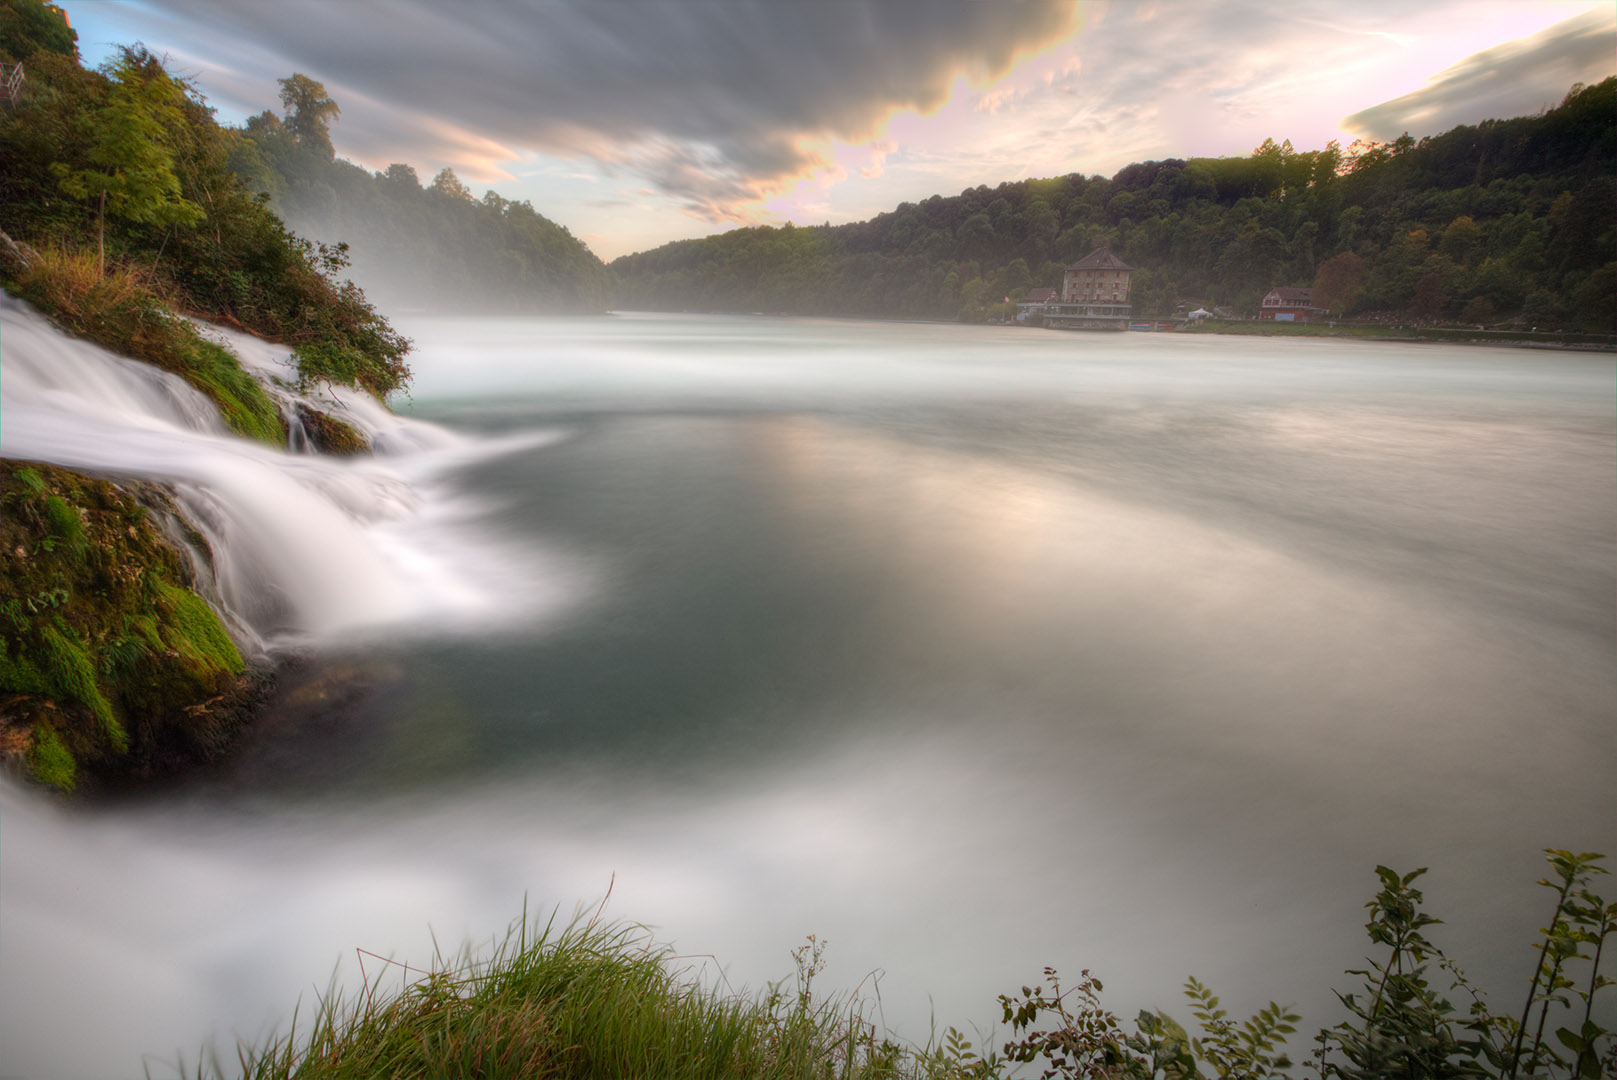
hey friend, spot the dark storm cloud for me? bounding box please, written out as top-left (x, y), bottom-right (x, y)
top-left (131, 0), bottom-right (1077, 216)
top-left (1343, 7), bottom-right (1616, 140)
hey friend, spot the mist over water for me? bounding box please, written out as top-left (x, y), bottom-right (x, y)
top-left (2, 310), bottom-right (1614, 1078)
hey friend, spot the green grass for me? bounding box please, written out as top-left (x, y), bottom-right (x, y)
top-left (228, 914), bottom-right (923, 1080)
top-left (213, 850), bottom-right (1615, 1080)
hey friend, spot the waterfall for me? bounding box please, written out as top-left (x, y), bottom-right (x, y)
top-left (0, 294), bottom-right (547, 652)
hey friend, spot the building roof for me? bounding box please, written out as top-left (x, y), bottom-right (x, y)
top-left (1265, 286), bottom-right (1313, 301)
top-left (1023, 287), bottom-right (1058, 303)
top-left (1066, 247), bottom-right (1133, 272)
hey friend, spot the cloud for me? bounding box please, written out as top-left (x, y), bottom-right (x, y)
top-left (859, 141), bottom-right (897, 180)
top-left (117, 0), bottom-right (1077, 220)
top-left (1342, 7), bottom-right (1617, 140)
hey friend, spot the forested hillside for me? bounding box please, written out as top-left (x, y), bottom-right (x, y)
top-left (235, 76), bottom-right (614, 314)
top-left (612, 78), bottom-right (1616, 330)
top-left (0, 9), bottom-right (410, 397)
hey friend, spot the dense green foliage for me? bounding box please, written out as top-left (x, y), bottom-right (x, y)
top-left (236, 78), bottom-right (614, 314)
top-left (0, 0), bottom-right (70, 59)
top-left (49, 47), bottom-right (204, 275)
top-left (216, 852), bottom-right (1613, 1079)
top-left (0, 2), bottom-right (412, 397)
top-left (0, 463), bottom-right (258, 792)
top-left (613, 80), bottom-right (1617, 330)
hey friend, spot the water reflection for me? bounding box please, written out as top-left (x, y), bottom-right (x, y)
top-left (2, 315), bottom-right (1613, 1079)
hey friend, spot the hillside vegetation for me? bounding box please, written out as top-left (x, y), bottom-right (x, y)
top-left (235, 78), bottom-right (615, 315)
top-left (612, 79), bottom-right (1616, 330)
top-left (0, 0), bottom-right (390, 787)
top-left (0, 3), bottom-right (410, 398)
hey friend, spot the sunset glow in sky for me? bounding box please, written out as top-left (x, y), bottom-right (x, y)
top-left (60, 1), bottom-right (1617, 260)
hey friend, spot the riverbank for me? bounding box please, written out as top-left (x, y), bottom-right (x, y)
top-left (213, 850), bottom-right (1613, 1080)
top-left (1173, 318), bottom-right (1617, 350)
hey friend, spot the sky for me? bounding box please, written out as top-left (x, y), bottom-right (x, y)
top-left (58, 0), bottom-right (1617, 261)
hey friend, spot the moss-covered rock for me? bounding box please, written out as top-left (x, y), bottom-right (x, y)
top-left (297, 403), bottom-right (370, 455)
top-left (0, 460), bottom-right (265, 791)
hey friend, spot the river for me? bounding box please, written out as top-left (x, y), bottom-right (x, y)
top-left (2, 308), bottom-right (1613, 1078)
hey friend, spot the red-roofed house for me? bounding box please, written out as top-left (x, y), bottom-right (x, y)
top-left (1259, 287), bottom-right (1326, 322)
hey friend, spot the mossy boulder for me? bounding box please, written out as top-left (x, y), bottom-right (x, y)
top-left (297, 403), bottom-right (370, 455)
top-left (0, 461), bottom-right (266, 791)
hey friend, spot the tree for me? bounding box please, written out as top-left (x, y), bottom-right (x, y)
top-left (1439, 215), bottom-right (1480, 262)
top-left (1311, 252), bottom-right (1365, 315)
top-left (957, 212), bottom-right (993, 257)
top-left (430, 167), bottom-right (472, 200)
top-left (277, 72), bottom-right (339, 159)
top-left (382, 162), bottom-right (421, 191)
top-left (52, 50), bottom-right (204, 276)
top-left (1521, 288), bottom-right (1564, 328)
top-left (1408, 271), bottom-right (1446, 321)
top-left (0, 0), bottom-right (76, 60)
top-left (1569, 264), bottom-right (1617, 332)
top-left (1459, 296), bottom-right (1495, 325)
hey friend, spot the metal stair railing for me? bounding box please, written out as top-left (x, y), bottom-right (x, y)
top-left (1, 63), bottom-right (25, 104)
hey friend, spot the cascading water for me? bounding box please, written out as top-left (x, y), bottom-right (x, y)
top-left (0, 294), bottom-right (557, 651)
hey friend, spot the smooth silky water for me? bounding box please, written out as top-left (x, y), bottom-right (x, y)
top-left (2, 309), bottom-right (1613, 1078)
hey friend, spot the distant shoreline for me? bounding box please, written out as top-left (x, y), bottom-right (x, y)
top-left (605, 308), bottom-right (1617, 352)
top-left (1170, 319), bottom-right (1617, 352)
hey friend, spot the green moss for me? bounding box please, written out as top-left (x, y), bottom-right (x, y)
top-left (0, 636), bottom-right (49, 694)
top-left (27, 725), bottom-right (76, 792)
top-left (127, 613), bottom-right (163, 651)
top-left (97, 634), bottom-right (150, 678)
top-left (153, 579), bottom-right (244, 675)
top-left (43, 494), bottom-right (87, 556)
top-left (186, 337), bottom-right (286, 447)
top-left (40, 623), bottom-right (125, 752)
top-left (297, 403), bottom-right (370, 455)
top-left (0, 460), bottom-right (259, 789)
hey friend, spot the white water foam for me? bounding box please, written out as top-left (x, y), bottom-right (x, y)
top-left (0, 295), bottom-right (570, 650)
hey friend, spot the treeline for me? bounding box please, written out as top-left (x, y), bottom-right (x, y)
top-left (612, 78), bottom-right (1617, 331)
top-left (235, 77), bottom-right (614, 314)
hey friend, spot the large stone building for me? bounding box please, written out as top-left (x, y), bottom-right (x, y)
top-left (1044, 247), bottom-right (1133, 330)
